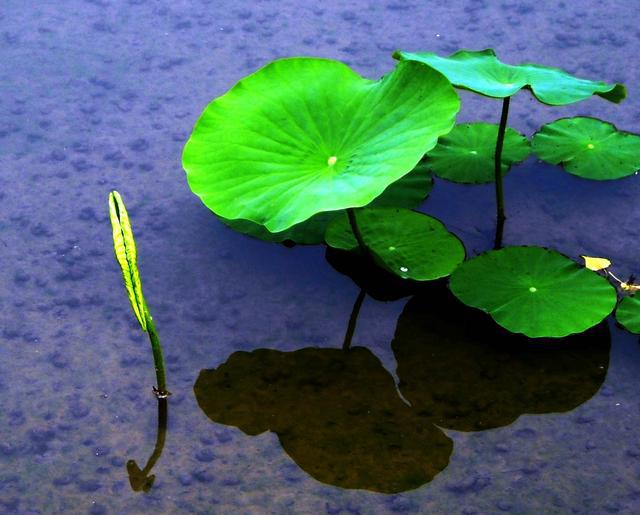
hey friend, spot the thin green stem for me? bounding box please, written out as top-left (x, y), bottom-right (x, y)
top-left (347, 208), bottom-right (374, 260)
top-left (342, 289), bottom-right (366, 351)
top-left (144, 308), bottom-right (169, 398)
top-left (493, 96), bottom-right (511, 250)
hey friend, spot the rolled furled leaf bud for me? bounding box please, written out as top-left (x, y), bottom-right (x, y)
top-left (109, 191), bottom-right (147, 331)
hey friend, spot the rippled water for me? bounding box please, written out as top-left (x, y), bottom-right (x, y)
top-left (1, 1), bottom-right (640, 513)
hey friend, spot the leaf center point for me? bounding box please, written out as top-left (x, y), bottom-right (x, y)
top-left (327, 155), bottom-right (338, 166)
top-left (529, 286), bottom-right (537, 293)
top-left (587, 143), bottom-right (595, 149)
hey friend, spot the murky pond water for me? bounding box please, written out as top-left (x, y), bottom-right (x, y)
top-left (2, 1), bottom-right (640, 513)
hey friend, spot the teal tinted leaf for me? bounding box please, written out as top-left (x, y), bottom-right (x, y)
top-left (219, 164), bottom-right (433, 245)
top-left (426, 122), bottom-right (530, 183)
top-left (449, 246), bottom-right (617, 338)
top-left (183, 58), bottom-right (459, 233)
top-left (394, 49), bottom-right (626, 105)
top-left (325, 208), bottom-right (465, 281)
top-left (616, 296), bottom-right (640, 334)
top-left (108, 191), bottom-right (147, 331)
top-left (532, 117), bottom-right (640, 180)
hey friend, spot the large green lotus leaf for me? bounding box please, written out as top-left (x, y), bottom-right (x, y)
top-left (194, 347), bottom-right (452, 493)
top-left (425, 122), bottom-right (530, 184)
top-left (183, 58), bottom-right (459, 233)
top-left (219, 164), bottom-right (433, 244)
top-left (616, 296), bottom-right (640, 334)
top-left (449, 246), bottom-right (617, 338)
top-left (325, 207), bottom-right (465, 281)
top-left (532, 117), bottom-right (640, 180)
top-left (220, 211), bottom-right (334, 245)
top-left (394, 49), bottom-right (626, 105)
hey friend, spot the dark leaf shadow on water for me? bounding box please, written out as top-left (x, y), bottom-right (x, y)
top-left (194, 345), bottom-right (453, 493)
top-left (193, 277), bottom-right (610, 493)
top-left (126, 398), bottom-right (168, 492)
top-left (393, 290), bottom-right (611, 432)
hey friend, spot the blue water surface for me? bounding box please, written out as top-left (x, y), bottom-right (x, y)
top-left (1, 0), bottom-right (640, 513)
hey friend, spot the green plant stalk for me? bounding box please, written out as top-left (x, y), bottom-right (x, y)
top-left (144, 306), bottom-right (169, 398)
top-left (347, 208), bottom-right (375, 261)
top-left (493, 96), bottom-right (510, 249)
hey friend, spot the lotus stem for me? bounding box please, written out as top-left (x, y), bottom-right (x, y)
top-left (347, 208), bottom-right (374, 261)
top-left (342, 289), bottom-right (366, 351)
top-left (493, 96), bottom-right (510, 249)
top-left (109, 191), bottom-right (170, 399)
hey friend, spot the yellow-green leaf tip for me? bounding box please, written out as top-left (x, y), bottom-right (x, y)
top-left (109, 191), bottom-right (147, 331)
top-left (581, 255), bottom-right (611, 272)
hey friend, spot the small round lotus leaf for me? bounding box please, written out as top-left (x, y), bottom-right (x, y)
top-left (325, 208), bottom-right (465, 281)
top-left (426, 122), bottom-right (530, 184)
top-left (532, 117), bottom-right (640, 180)
top-left (183, 58), bottom-right (459, 233)
top-left (616, 296), bottom-right (640, 334)
top-left (394, 49), bottom-right (626, 105)
top-left (449, 246), bottom-right (617, 338)
top-left (220, 164), bottom-right (433, 244)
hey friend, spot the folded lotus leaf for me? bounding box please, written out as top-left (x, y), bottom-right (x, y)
top-left (394, 48), bottom-right (625, 105)
top-left (325, 207), bottom-right (465, 281)
top-left (449, 246), bottom-right (617, 338)
top-left (425, 122), bottom-right (530, 184)
top-left (183, 58), bottom-right (459, 233)
top-left (532, 117), bottom-right (640, 180)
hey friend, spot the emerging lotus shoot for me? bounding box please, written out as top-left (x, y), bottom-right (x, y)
top-left (109, 191), bottom-right (170, 398)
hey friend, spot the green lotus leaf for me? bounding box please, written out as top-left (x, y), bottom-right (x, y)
top-left (183, 58), bottom-right (459, 233)
top-left (532, 117), bottom-right (640, 180)
top-left (425, 122), bottom-right (530, 184)
top-left (449, 246), bottom-right (617, 338)
top-left (394, 48), bottom-right (626, 105)
top-left (616, 295), bottom-right (640, 334)
top-left (220, 212), bottom-right (334, 245)
top-left (219, 164), bottom-right (434, 244)
top-left (325, 207), bottom-right (465, 281)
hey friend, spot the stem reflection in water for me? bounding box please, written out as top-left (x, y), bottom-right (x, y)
top-left (126, 398), bottom-right (168, 493)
